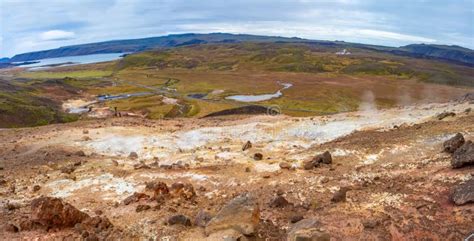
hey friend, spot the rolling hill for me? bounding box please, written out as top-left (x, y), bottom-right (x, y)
top-left (7, 33), bottom-right (474, 66)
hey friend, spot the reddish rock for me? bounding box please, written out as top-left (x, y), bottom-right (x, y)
top-left (81, 216), bottom-right (113, 232)
top-left (123, 192), bottom-right (150, 205)
top-left (170, 182), bottom-right (196, 200)
top-left (31, 197), bottom-right (89, 228)
top-left (150, 182), bottom-right (169, 199)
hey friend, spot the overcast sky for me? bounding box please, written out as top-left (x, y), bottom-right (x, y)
top-left (1, 0), bottom-right (473, 57)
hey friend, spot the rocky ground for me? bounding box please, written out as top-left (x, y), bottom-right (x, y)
top-left (0, 98), bottom-right (473, 240)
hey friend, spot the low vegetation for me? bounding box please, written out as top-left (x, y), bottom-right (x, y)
top-left (1, 42), bottom-right (472, 127)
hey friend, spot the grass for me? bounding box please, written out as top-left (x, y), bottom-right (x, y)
top-left (18, 70), bottom-right (112, 79)
top-left (3, 42), bottom-right (473, 127)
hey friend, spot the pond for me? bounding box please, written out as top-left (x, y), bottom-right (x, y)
top-left (225, 82), bottom-right (293, 102)
top-left (17, 53), bottom-right (127, 70)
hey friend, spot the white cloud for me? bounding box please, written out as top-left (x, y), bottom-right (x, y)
top-left (40, 30), bottom-right (75, 41)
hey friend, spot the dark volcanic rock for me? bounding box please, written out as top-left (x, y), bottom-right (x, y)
top-left (128, 152), bottom-right (138, 159)
top-left (253, 153), bottom-right (263, 161)
top-left (168, 214), bottom-right (191, 226)
top-left (452, 179), bottom-right (474, 205)
top-left (304, 151), bottom-right (333, 169)
top-left (437, 111), bottom-right (456, 120)
top-left (452, 141), bottom-right (474, 168)
top-left (31, 197), bottom-right (89, 228)
top-left (242, 141), bottom-right (252, 151)
top-left (443, 133), bottom-right (465, 153)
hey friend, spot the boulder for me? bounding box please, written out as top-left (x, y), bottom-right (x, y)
top-left (452, 179), bottom-right (474, 205)
top-left (452, 141), bottom-right (474, 168)
top-left (31, 197), bottom-right (89, 228)
top-left (443, 133), bottom-right (465, 153)
top-left (287, 219), bottom-right (330, 241)
top-left (205, 193), bottom-right (260, 236)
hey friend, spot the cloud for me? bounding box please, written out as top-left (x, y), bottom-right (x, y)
top-left (0, 0), bottom-right (472, 57)
top-left (40, 30), bottom-right (75, 41)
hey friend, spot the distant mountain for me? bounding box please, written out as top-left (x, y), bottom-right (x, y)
top-left (0, 57), bottom-right (10, 63)
top-left (397, 44), bottom-right (474, 65)
top-left (8, 33), bottom-right (474, 66)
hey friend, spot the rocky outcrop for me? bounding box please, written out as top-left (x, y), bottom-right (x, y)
top-left (205, 193), bottom-right (260, 236)
top-left (287, 219), bottom-right (330, 241)
top-left (443, 133), bottom-right (465, 153)
top-left (452, 141), bottom-right (474, 168)
top-left (31, 197), bottom-right (89, 228)
top-left (452, 179), bottom-right (474, 205)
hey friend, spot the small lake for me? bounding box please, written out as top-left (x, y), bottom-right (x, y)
top-left (226, 82), bottom-right (293, 102)
top-left (17, 53), bottom-right (126, 70)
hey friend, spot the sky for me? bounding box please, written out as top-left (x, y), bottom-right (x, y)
top-left (1, 0), bottom-right (473, 57)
